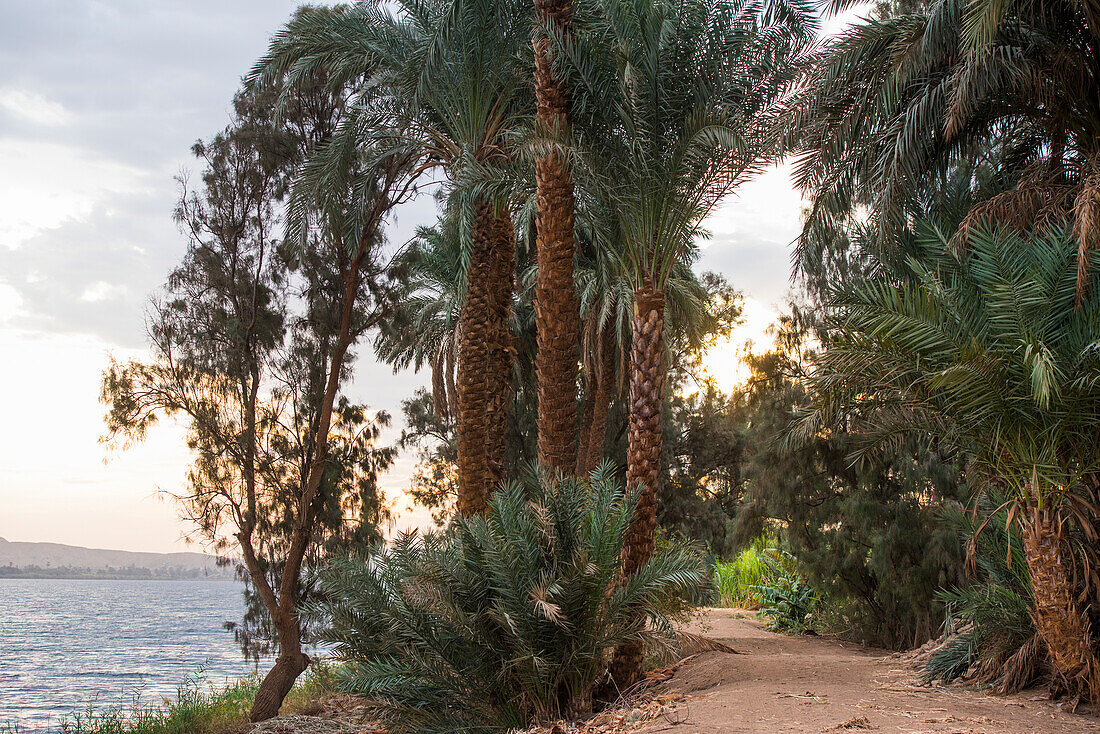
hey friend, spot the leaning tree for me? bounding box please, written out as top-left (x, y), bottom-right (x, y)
top-left (102, 71), bottom-right (416, 719)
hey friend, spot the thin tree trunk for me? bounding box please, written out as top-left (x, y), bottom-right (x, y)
top-left (456, 200), bottom-right (501, 516)
top-left (577, 327), bottom-right (614, 476)
top-left (533, 0), bottom-right (579, 476)
top-left (486, 209), bottom-right (516, 479)
top-left (1020, 504), bottom-right (1100, 702)
top-left (610, 285), bottom-right (666, 689)
top-left (248, 237), bottom-right (362, 722)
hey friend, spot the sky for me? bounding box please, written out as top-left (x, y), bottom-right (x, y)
top-left (0, 1), bottom-right (810, 553)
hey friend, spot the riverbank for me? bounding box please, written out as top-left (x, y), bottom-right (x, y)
top-left (1, 670), bottom-right (335, 734)
top-left (12, 608), bottom-right (1100, 734)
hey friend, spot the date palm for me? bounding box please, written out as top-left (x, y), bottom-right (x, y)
top-left (547, 0), bottom-right (814, 685)
top-left (789, 0), bottom-right (1100, 301)
top-left (533, 0), bottom-right (581, 475)
top-left (255, 0), bottom-right (532, 516)
top-left (810, 223), bottom-right (1100, 702)
top-left (375, 221), bottom-right (465, 423)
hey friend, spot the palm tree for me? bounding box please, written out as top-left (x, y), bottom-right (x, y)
top-left (532, 0), bottom-right (581, 475)
top-left (375, 221), bottom-right (465, 423)
top-left (810, 223), bottom-right (1100, 702)
top-left (789, 0), bottom-right (1100, 300)
top-left (254, 0), bottom-right (532, 516)
top-left (572, 233), bottom-right (736, 476)
top-left (547, 0), bottom-right (814, 685)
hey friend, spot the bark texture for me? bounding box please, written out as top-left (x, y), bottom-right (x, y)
top-left (610, 286), bottom-right (667, 689)
top-left (533, 0), bottom-right (579, 475)
top-left (1020, 505), bottom-right (1100, 702)
top-left (457, 202), bottom-right (513, 516)
top-left (577, 327), bottom-right (615, 476)
top-left (249, 649), bottom-right (310, 722)
top-left (487, 210), bottom-right (516, 478)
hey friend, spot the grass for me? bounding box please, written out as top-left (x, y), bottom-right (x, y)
top-left (713, 535), bottom-right (772, 609)
top-left (2, 665), bottom-right (337, 734)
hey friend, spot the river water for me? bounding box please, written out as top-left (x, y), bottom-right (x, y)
top-left (0, 578), bottom-right (261, 732)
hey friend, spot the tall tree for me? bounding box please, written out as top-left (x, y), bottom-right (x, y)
top-left (807, 224), bottom-right (1100, 701)
top-left (533, 0), bottom-right (580, 474)
top-left (550, 0), bottom-right (813, 685)
top-left (104, 65), bottom-right (416, 718)
top-left (256, 0), bottom-right (533, 516)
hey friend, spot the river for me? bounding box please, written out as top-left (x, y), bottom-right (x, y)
top-left (0, 578), bottom-right (260, 732)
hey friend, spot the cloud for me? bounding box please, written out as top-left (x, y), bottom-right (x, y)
top-left (0, 138), bottom-right (150, 249)
top-left (0, 187), bottom-right (183, 346)
top-left (698, 164), bottom-right (807, 308)
top-left (0, 284), bottom-right (24, 321)
top-left (0, 88), bottom-right (71, 126)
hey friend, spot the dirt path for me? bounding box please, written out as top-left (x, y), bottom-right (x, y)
top-left (641, 608), bottom-right (1100, 734)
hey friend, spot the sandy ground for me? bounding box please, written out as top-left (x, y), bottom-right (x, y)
top-left (640, 608), bottom-right (1100, 734)
top-left (253, 608), bottom-right (1100, 734)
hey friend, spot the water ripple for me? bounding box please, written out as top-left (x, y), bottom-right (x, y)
top-left (0, 579), bottom-right (264, 732)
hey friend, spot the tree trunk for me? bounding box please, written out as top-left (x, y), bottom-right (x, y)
top-left (249, 627), bottom-right (310, 722)
top-left (486, 209), bottom-right (516, 478)
top-left (610, 285), bottom-right (666, 689)
top-left (1020, 504), bottom-right (1100, 702)
top-left (577, 327), bottom-right (615, 476)
top-left (533, 0), bottom-right (579, 476)
top-left (456, 201), bottom-right (505, 516)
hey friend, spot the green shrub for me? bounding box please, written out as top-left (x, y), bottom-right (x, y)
top-left (925, 496), bottom-right (1040, 692)
top-left (750, 549), bottom-right (817, 634)
top-left (712, 535), bottom-right (772, 608)
top-left (1, 667), bottom-right (333, 734)
top-left (311, 465), bottom-right (710, 733)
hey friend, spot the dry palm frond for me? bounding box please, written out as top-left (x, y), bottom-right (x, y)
top-left (951, 165), bottom-right (1076, 254)
top-left (1074, 161), bottom-right (1100, 304)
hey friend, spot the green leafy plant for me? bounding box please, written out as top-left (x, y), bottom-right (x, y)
top-left (311, 464), bottom-right (709, 733)
top-left (3, 668), bottom-right (331, 734)
top-left (926, 495), bottom-right (1041, 693)
top-left (751, 550), bottom-right (817, 634)
top-left (713, 535), bottom-right (773, 609)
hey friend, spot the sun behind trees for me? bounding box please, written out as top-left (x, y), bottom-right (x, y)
top-left (92, 0), bottom-right (1100, 727)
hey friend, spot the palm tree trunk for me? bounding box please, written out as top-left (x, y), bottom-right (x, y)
top-left (533, 0), bottom-right (579, 475)
top-left (487, 209), bottom-right (516, 477)
top-left (1020, 504), bottom-right (1100, 702)
top-left (610, 285), bottom-right (666, 688)
top-left (577, 327), bottom-right (615, 476)
top-left (457, 201), bottom-right (511, 516)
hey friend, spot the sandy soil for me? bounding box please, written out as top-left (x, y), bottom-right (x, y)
top-left (640, 608), bottom-right (1100, 734)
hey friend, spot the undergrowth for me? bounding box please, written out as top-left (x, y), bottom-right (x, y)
top-left (712, 535), bottom-right (772, 608)
top-left (2, 665), bottom-right (334, 734)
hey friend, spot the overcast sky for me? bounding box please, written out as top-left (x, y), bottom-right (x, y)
top-left (0, 0), bottom-right (807, 553)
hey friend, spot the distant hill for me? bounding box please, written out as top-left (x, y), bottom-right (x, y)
top-left (0, 537), bottom-right (235, 580)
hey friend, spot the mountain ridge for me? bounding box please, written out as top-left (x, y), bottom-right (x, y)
top-left (0, 537), bottom-right (233, 579)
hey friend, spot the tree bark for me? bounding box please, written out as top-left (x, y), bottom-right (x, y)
top-left (486, 209), bottom-right (516, 477)
top-left (577, 327), bottom-right (615, 476)
top-left (533, 0), bottom-right (579, 476)
top-left (610, 285), bottom-right (666, 689)
top-left (1020, 504), bottom-right (1100, 702)
top-left (249, 644), bottom-right (310, 722)
top-left (457, 201), bottom-right (508, 516)
top-left (247, 229), bottom-right (365, 722)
